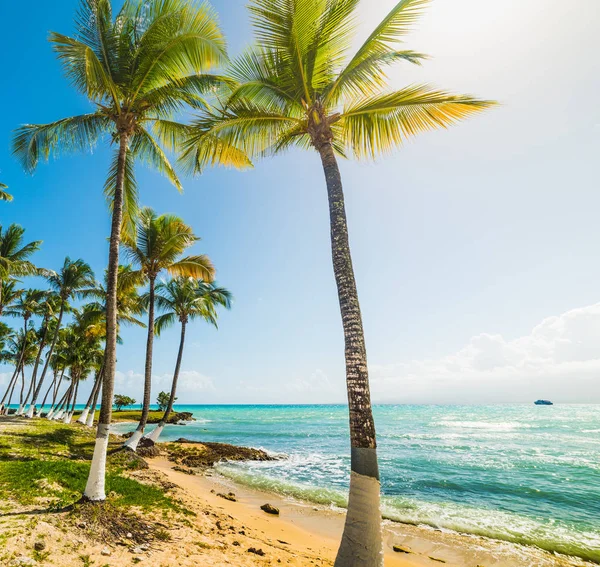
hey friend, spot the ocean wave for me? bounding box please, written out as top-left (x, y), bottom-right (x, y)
top-left (217, 464), bottom-right (600, 563)
top-left (433, 420), bottom-right (534, 431)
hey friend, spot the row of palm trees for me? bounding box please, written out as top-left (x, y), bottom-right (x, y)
top-left (0, 215), bottom-right (231, 437)
top-left (5, 0), bottom-right (492, 563)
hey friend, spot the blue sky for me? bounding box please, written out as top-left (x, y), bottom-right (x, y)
top-left (1, 0), bottom-right (599, 404)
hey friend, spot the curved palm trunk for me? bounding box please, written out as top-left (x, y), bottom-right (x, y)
top-left (6, 364), bottom-right (22, 410)
top-left (27, 303), bottom-right (66, 418)
top-left (146, 320), bottom-right (186, 443)
top-left (316, 143), bottom-right (383, 567)
top-left (39, 371), bottom-right (59, 416)
top-left (49, 382), bottom-right (70, 420)
top-left (78, 368), bottom-right (103, 424)
top-left (86, 380), bottom-right (102, 427)
top-left (53, 383), bottom-right (72, 420)
top-left (124, 276), bottom-right (156, 451)
top-left (45, 369), bottom-right (65, 419)
top-left (84, 132), bottom-right (128, 501)
top-left (63, 376), bottom-right (79, 424)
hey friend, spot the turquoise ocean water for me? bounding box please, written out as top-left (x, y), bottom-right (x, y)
top-left (113, 404), bottom-right (600, 562)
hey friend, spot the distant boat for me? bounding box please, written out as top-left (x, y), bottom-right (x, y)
top-left (534, 400), bottom-right (553, 406)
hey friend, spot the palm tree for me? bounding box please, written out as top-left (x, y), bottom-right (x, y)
top-left (0, 224), bottom-right (41, 309)
top-left (122, 208), bottom-right (215, 450)
top-left (0, 322), bottom-right (16, 414)
top-left (76, 265), bottom-right (146, 426)
top-left (0, 183), bottom-right (13, 202)
top-left (3, 289), bottom-right (46, 415)
top-left (181, 1), bottom-right (494, 563)
top-left (146, 278), bottom-right (231, 443)
top-left (25, 258), bottom-right (95, 418)
top-left (11, 0), bottom-right (227, 502)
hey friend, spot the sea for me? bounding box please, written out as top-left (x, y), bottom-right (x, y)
top-left (112, 404), bottom-right (600, 563)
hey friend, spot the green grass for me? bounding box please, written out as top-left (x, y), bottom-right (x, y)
top-left (0, 418), bottom-right (176, 512)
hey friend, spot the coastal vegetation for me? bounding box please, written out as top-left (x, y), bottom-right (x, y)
top-left (1, 0), bottom-right (494, 564)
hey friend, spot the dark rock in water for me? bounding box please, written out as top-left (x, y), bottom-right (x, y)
top-left (167, 411), bottom-right (194, 423)
top-left (534, 400), bottom-right (553, 405)
top-left (217, 492), bottom-right (237, 502)
top-left (392, 545), bottom-right (411, 554)
top-left (260, 503), bottom-right (279, 515)
top-left (7, 409), bottom-right (16, 415)
top-left (247, 547), bottom-right (265, 556)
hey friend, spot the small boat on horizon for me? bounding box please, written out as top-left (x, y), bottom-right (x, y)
top-left (534, 400), bottom-right (553, 406)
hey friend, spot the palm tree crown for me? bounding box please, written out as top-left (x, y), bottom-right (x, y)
top-left (0, 183), bottom-right (13, 202)
top-left (181, 0), bottom-right (494, 169)
top-left (154, 277), bottom-right (232, 334)
top-left (123, 207), bottom-right (215, 283)
top-left (0, 224), bottom-right (41, 282)
top-left (12, 0), bottom-right (228, 232)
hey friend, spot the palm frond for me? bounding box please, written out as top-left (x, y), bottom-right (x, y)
top-left (12, 113), bottom-right (111, 173)
top-left (340, 84), bottom-right (496, 158)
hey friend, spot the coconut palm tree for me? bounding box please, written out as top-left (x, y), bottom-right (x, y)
top-left (0, 224), bottom-right (41, 309)
top-left (145, 278), bottom-right (231, 443)
top-left (11, 0), bottom-right (227, 501)
top-left (0, 183), bottom-right (13, 202)
top-left (76, 265), bottom-right (146, 426)
top-left (25, 258), bottom-right (95, 418)
top-left (122, 208), bottom-right (215, 450)
top-left (181, 1), bottom-right (494, 563)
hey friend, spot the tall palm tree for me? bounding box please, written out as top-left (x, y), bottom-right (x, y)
top-left (0, 224), bottom-right (41, 309)
top-left (25, 258), bottom-right (95, 418)
top-left (0, 183), bottom-right (13, 202)
top-left (0, 322), bottom-right (16, 414)
top-left (181, 1), bottom-right (494, 563)
top-left (12, 0), bottom-right (227, 501)
top-left (146, 278), bottom-right (231, 443)
top-left (122, 208), bottom-right (215, 450)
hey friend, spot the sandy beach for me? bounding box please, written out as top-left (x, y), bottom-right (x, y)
top-left (145, 452), bottom-right (596, 567)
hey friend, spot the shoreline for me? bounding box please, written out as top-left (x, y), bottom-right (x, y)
top-left (149, 447), bottom-right (596, 567)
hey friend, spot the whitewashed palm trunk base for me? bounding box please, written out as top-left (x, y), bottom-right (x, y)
top-left (62, 412), bottom-right (72, 424)
top-left (85, 410), bottom-right (95, 428)
top-left (54, 410), bottom-right (64, 420)
top-left (144, 423), bottom-right (164, 443)
top-left (334, 448), bottom-right (384, 567)
top-left (84, 424), bottom-right (110, 501)
top-left (15, 405), bottom-right (24, 416)
top-left (25, 405), bottom-right (35, 418)
top-left (77, 408), bottom-right (90, 425)
top-left (123, 428), bottom-right (144, 451)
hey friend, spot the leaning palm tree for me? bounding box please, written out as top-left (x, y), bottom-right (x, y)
top-left (122, 208), bottom-right (215, 450)
top-left (146, 278), bottom-right (231, 443)
top-left (0, 183), bottom-right (13, 202)
top-left (0, 224), bottom-right (41, 309)
top-left (0, 280), bottom-right (22, 318)
top-left (181, 1), bottom-right (494, 563)
top-left (12, 0), bottom-right (227, 501)
top-left (25, 258), bottom-right (95, 418)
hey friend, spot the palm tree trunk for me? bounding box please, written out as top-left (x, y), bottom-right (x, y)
top-left (84, 132), bottom-right (128, 501)
top-left (86, 379), bottom-right (102, 427)
top-left (317, 142), bottom-right (383, 567)
top-left (46, 369), bottom-right (65, 418)
top-left (27, 302), bottom-right (65, 417)
top-left (39, 373), bottom-right (57, 416)
top-left (64, 377), bottom-right (79, 424)
top-left (124, 275), bottom-right (156, 451)
top-left (146, 320), bottom-right (186, 444)
top-left (24, 317), bottom-right (50, 417)
top-left (0, 364), bottom-right (21, 405)
top-left (6, 362), bottom-right (22, 410)
top-left (77, 367), bottom-right (103, 424)
top-left (17, 367), bottom-right (26, 412)
top-left (49, 381), bottom-right (70, 420)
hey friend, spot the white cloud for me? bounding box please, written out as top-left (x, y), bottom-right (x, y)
top-left (371, 303), bottom-right (600, 403)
